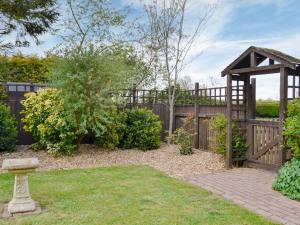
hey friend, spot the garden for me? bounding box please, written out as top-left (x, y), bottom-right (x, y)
top-left (0, 0), bottom-right (300, 225)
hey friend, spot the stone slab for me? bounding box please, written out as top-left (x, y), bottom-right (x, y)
top-left (2, 158), bottom-right (39, 171)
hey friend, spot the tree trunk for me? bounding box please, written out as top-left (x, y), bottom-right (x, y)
top-left (167, 98), bottom-right (174, 144)
top-left (75, 134), bottom-right (85, 151)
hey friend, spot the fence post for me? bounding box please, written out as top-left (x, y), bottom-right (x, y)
top-left (194, 82), bottom-right (200, 149)
top-left (132, 84), bottom-right (137, 106)
top-left (30, 81), bottom-right (34, 92)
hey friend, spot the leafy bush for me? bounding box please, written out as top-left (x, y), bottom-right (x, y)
top-left (284, 99), bottom-right (300, 159)
top-left (273, 159), bottom-right (300, 201)
top-left (21, 88), bottom-right (77, 155)
top-left (0, 103), bottom-right (18, 151)
top-left (208, 113), bottom-right (227, 155)
top-left (0, 55), bottom-right (55, 83)
top-left (49, 45), bottom-right (136, 150)
top-left (121, 108), bottom-right (162, 150)
top-left (172, 115), bottom-right (194, 155)
top-left (95, 108), bottom-right (126, 150)
top-left (256, 100), bottom-right (279, 118)
top-left (208, 113), bottom-right (247, 159)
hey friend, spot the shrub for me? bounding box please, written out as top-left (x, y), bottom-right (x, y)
top-left (208, 113), bottom-right (247, 159)
top-left (0, 55), bottom-right (55, 82)
top-left (121, 108), bottom-right (162, 150)
top-left (49, 45), bottom-right (136, 150)
top-left (256, 100), bottom-right (279, 118)
top-left (95, 108), bottom-right (126, 150)
top-left (273, 159), bottom-right (300, 201)
top-left (0, 103), bottom-right (18, 151)
top-left (172, 115), bottom-right (194, 155)
top-left (284, 99), bottom-right (300, 159)
top-left (21, 88), bottom-right (77, 155)
top-left (208, 113), bottom-right (227, 155)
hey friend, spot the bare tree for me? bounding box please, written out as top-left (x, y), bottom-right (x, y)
top-left (143, 0), bottom-right (215, 143)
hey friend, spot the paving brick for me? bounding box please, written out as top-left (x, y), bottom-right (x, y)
top-left (186, 168), bottom-right (300, 225)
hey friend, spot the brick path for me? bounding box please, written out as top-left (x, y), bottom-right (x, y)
top-left (186, 168), bottom-right (300, 225)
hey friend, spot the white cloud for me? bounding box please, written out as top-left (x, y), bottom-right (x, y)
top-left (8, 0), bottom-right (299, 99)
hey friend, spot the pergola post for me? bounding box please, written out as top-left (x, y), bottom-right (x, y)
top-left (250, 78), bottom-right (256, 118)
top-left (226, 73), bottom-right (233, 169)
top-left (279, 67), bottom-right (288, 165)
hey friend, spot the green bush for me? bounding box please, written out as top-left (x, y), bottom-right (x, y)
top-left (0, 55), bottom-right (55, 82)
top-left (284, 99), bottom-right (300, 158)
top-left (0, 103), bottom-right (18, 151)
top-left (273, 159), bottom-right (300, 201)
top-left (121, 108), bottom-right (162, 150)
top-left (171, 115), bottom-right (194, 155)
top-left (95, 108), bottom-right (126, 150)
top-left (21, 88), bottom-right (77, 155)
top-left (208, 113), bottom-right (227, 155)
top-left (208, 113), bottom-right (247, 159)
top-left (256, 100), bottom-right (279, 118)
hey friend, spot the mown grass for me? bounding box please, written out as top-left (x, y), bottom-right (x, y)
top-left (0, 166), bottom-right (278, 225)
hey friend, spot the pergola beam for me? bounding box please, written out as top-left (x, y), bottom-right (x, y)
top-left (229, 64), bottom-right (284, 76)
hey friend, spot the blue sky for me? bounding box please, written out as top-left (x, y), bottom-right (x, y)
top-left (15, 0), bottom-right (300, 99)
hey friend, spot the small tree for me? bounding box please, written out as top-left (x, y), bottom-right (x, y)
top-left (50, 45), bottom-right (135, 150)
top-left (60, 0), bottom-right (128, 49)
top-left (143, 0), bottom-right (215, 143)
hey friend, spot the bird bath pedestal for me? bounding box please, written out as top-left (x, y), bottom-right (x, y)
top-left (1, 158), bottom-right (39, 216)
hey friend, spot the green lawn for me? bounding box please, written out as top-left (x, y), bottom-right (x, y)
top-left (0, 166), bottom-right (277, 225)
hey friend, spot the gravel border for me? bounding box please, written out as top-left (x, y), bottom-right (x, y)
top-left (0, 144), bottom-right (225, 179)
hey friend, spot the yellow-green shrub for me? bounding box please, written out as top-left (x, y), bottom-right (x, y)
top-left (0, 55), bottom-right (55, 82)
top-left (21, 88), bottom-right (77, 155)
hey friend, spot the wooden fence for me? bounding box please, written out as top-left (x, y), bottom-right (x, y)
top-left (3, 82), bottom-right (228, 147)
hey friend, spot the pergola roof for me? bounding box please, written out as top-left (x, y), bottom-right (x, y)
top-left (221, 46), bottom-right (300, 76)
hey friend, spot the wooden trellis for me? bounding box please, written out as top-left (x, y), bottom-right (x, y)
top-left (222, 46), bottom-right (300, 170)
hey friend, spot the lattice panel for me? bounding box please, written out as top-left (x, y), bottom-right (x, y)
top-left (231, 80), bottom-right (246, 120)
top-left (288, 74), bottom-right (300, 100)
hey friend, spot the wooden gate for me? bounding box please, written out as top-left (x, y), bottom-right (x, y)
top-left (246, 119), bottom-right (281, 170)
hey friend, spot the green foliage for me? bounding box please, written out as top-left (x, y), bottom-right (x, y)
top-left (208, 113), bottom-right (227, 155)
top-left (0, 0), bottom-right (58, 51)
top-left (121, 108), bottom-right (162, 150)
top-left (273, 159), bottom-right (300, 201)
top-left (172, 115), bottom-right (194, 155)
top-left (256, 100), bottom-right (279, 118)
top-left (95, 109), bottom-right (126, 150)
top-left (0, 103), bottom-right (18, 151)
top-left (232, 123), bottom-right (248, 160)
top-left (21, 88), bottom-right (77, 155)
top-left (50, 45), bottom-right (135, 149)
top-left (208, 113), bottom-right (247, 159)
top-left (0, 55), bottom-right (56, 82)
top-left (284, 99), bottom-right (300, 159)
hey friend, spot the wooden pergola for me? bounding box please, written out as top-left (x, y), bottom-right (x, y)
top-left (222, 46), bottom-right (300, 169)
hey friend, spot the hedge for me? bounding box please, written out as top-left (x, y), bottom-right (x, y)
top-left (256, 100), bottom-right (279, 118)
top-left (0, 55), bottom-right (56, 83)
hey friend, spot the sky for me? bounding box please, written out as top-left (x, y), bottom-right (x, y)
top-left (13, 0), bottom-right (300, 99)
